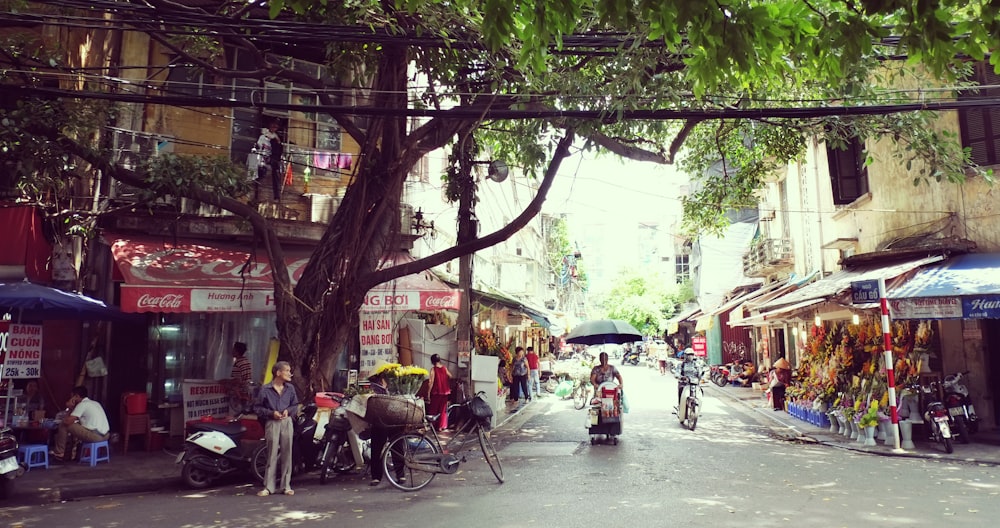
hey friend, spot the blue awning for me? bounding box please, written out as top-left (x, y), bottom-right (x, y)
top-left (888, 253), bottom-right (1000, 319)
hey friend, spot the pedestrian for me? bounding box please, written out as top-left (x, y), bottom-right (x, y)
top-left (255, 119), bottom-right (284, 201)
top-left (510, 347), bottom-right (530, 403)
top-left (367, 367), bottom-right (404, 486)
top-left (52, 386), bottom-right (110, 461)
top-left (255, 361), bottom-right (298, 496)
top-left (769, 357), bottom-right (792, 411)
top-left (222, 341), bottom-right (253, 419)
top-left (526, 346), bottom-right (541, 398)
top-left (427, 354), bottom-right (453, 430)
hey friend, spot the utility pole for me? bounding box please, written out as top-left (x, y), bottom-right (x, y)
top-left (455, 141), bottom-right (475, 379)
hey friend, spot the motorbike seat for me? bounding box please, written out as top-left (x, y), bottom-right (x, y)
top-left (188, 421), bottom-right (247, 437)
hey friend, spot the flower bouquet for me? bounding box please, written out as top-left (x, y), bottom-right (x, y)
top-left (387, 365), bottom-right (429, 396)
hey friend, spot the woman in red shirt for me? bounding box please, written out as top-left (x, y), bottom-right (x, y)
top-left (428, 354), bottom-right (453, 430)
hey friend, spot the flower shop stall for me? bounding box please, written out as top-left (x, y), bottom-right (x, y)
top-left (785, 317), bottom-right (941, 443)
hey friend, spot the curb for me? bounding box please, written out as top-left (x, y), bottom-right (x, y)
top-left (707, 385), bottom-right (1000, 466)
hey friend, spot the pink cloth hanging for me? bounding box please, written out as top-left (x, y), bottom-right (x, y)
top-left (314, 152), bottom-right (331, 170)
top-left (339, 153), bottom-right (353, 169)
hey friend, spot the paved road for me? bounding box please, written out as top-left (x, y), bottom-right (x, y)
top-left (5, 364), bottom-right (998, 528)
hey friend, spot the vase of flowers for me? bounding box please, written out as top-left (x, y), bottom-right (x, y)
top-left (859, 401), bottom-right (880, 446)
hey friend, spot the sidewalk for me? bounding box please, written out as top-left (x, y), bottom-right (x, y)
top-left (708, 383), bottom-right (1000, 465)
top-left (8, 397), bottom-right (530, 504)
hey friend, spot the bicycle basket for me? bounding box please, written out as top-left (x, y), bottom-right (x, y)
top-left (469, 394), bottom-right (493, 430)
top-left (365, 394), bottom-right (426, 426)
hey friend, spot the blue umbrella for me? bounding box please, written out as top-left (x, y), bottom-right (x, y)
top-left (0, 280), bottom-right (136, 321)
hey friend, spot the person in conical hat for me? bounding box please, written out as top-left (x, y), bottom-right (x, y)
top-left (769, 357), bottom-right (792, 410)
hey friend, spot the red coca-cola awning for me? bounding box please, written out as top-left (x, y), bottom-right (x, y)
top-left (108, 235), bottom-right (459, 313)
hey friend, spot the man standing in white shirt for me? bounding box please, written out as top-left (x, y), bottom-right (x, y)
top-left (52, 386), bottom-right (110, 461)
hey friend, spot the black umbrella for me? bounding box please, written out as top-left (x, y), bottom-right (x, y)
top-left (564, 319), bottom-right (642, 345)
top-left (0, 280), bottom-right (138, 321)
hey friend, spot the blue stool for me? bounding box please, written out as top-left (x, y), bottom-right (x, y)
top-left (18, 444), bottom-right (49, 470)
top-left (79, 440), bottom-right (110, 467)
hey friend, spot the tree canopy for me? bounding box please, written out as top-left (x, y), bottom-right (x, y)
top-left (3, 0), bottom-right (1000, 393)
top-left (599, 268), bottom-right (685, 337)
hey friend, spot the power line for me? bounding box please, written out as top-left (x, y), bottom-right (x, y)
top-left (6, 83), bottom-right (1000, 121)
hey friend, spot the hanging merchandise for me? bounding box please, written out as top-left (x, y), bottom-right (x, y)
top-left (284, 162), bottom-right (294, 186)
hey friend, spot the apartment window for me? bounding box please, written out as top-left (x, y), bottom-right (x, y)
top-left (827, 136), bottom-right (868, 205)
top-left (958, 61), bottom-right (1000, 167)
top-left (675, 254), bottom-right (690, 284)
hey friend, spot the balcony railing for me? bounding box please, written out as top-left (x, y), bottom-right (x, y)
top-left (742, 238), bottom-right (794, 277)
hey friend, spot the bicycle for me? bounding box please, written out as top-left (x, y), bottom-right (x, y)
top-left (571, 374), bottom-right (593, 410)
top-left (380, 391), bottom-right (504, 491)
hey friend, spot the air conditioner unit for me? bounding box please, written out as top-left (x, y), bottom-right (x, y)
top-left (400, 203), bottom-right (415, 232)
top-left (110, 130), bottom-right (175, 199)
top-left (759, 202), bottom-right (776, 221)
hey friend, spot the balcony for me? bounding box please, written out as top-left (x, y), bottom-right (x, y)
top-left (742, 238), bottom-right (794, 277)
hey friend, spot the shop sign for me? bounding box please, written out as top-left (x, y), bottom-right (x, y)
top-left (963, 295), bottom-right (1000, 318)
top-left (850, 280), bottom-right (880, 304)
top-left (0, 323), bottom-right (43, 379)
top-left (359, 311), bottom-right (394, 379)
top-left (889, 297), bottom-right (962, 319)
top-left (691, 335), bottom-right (707, 356)
top-left (181, 379), bottom-right (229, 420)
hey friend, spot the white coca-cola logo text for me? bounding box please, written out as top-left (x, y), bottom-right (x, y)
top-left (136, 293), bottom-right (184, 309)
top-left (423, 293), bottom-right (458, 308)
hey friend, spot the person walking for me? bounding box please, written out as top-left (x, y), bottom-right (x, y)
top-left (427, 354), bottom-right (453, 430)
top-left (525, 346), bottom-right (541, 398)
top-left (510, 347), bottom-right (530, 403)
top-left (255, 361), bottom-right (299, 496)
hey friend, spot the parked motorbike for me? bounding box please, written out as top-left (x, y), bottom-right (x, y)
top-left (0, 427), bottom-right (24, 499)
top-left (178, 417), bottom-right (260, 489)
top-left (621, 349), bottom-right (641, 366)
top-left (943, 370), bottom-right (979, 443)
top-left (921, 384), bottom-right (955, 454)
top-left (710, 363), bottom-right (733, 387)
top-left (316, 397), bottom-right (369, 485)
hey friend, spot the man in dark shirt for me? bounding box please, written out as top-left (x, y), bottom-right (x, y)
top-left (254, 361), bottom-right (298, 496)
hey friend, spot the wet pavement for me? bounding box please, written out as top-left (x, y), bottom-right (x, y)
top-left (7, 385), bottom-right (998, 503)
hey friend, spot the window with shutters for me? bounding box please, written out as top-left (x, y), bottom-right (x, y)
top-left (827, 136), bottom-right (869, 205)
top-left (958, 61), bottom-right (1000, 167)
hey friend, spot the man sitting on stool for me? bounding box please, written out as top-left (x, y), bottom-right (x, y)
top-left (52, 386), bottom-right (110, 461)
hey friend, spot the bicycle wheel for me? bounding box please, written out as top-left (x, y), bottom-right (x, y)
top-left (477, 426), bottom-right (504, 483)
top-left (573, 383), bottom-right (590, 410)
top-left (251, 441), bottom-right (269, 484)
top-left (382, 433), bottom-right (438, 492)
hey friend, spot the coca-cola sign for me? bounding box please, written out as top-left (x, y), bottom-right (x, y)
top-left (111, 237), bottom-right (311, 287)
top-left (136, 293), bottom-right (184, 309)
top-left (122, 288), bottom-right (191, 313)
top-left (421, 291), bottom-right (461, 310)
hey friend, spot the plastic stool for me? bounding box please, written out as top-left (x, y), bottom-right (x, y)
top-left (79, 440), bottom-right (111, 466)
top-left (18, 444), bottom-right (49, 470)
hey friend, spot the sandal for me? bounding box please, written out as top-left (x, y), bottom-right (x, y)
top-left (283, 489), bottom-right (294, 496)
top-left (369, 479), bottom-right (381, 486)
top-left (257, 489), bottom-right (271, 497)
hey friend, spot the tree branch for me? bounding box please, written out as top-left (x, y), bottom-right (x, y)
top-left (359, 128), bottom-right (577, 291)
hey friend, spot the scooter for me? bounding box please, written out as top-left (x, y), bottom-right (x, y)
top-left (621, 349), bottom-right (640, 366)
top-left (922, 384), bottom-right (955, 454)
top-left (0, 427), bottom-right (24, 499)
top-left (943, 371), bottom-right (979, 442)
top-left (178, 417), bottom-right (260, 489)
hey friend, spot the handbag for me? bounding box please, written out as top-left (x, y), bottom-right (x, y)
top-left (85, 356), bottom-right (108, 377)
top-left (469, 394), bottom-right (493, 430)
